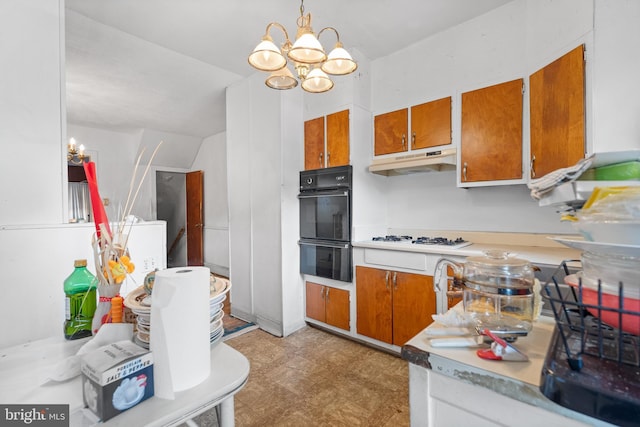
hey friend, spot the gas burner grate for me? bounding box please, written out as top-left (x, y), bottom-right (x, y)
top-left (412, 236), bottom-right (467, 246)
top-left (372, 235), bottom-right (413, 242)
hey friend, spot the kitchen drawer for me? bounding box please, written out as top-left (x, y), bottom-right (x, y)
top-left (364, 248), bottom-right (427, 271)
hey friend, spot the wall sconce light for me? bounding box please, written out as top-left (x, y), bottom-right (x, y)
top-left (67, 137), bottom-right (86, 165)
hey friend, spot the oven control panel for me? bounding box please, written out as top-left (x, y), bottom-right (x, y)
top-left (299, 165), bottom-right (352, 191)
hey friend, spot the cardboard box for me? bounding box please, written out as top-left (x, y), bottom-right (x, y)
top-left (81, 340), bottom-right (154, 421)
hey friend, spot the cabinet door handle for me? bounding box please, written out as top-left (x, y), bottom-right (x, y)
top-left (326, 288), bottom-right (330, 302)
top-left (385, 271), bottom-right (390, 290)
top-left (327, 151), bottom-right (331, 167)
top-left (392, 272), bottom-right (397, 290)
top-left (321, 286), bottom-right (326, 300)
top-left (412, 132), bottom-right (416, 148)
top-left (463, 162), bottom-right (468, 181)
top-left (401, 134), bottom-right (406, 150)
top-left (319, 152), bottom-right (323, 167)
top-left (530, 155), bottom-right (536, 178)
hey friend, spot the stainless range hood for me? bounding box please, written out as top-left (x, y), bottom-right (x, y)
top-left (368, 148), bottom-right (457, 176)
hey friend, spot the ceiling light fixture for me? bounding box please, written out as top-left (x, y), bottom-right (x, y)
top-left (67, 137), bottom-right (87, 164)
top-left (248, 0), bottom-right (357, 93)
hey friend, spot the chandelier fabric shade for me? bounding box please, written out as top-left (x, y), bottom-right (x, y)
top-left (266, 66), bottom-right (298, 90)
top-left (288, 33), bottom-right (326, 64)
top-left (322, 42), bottom-right (357, 75)
top-left (248, 36), bottom-right (287, 71)
top-left (301, 67), bottom-right (334, 93)
top-left (247, 0), bottom-right (357, 93)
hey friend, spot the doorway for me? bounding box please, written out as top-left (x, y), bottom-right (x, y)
top-left (156, 170), bottom-right (204, 268)
top-left (156, 171), bottom-right (187, 267)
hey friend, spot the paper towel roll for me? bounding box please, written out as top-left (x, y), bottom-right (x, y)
top-left (151, 267), bottom-right (211, 399)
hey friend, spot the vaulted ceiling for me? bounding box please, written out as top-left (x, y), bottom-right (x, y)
top-left (65, 0), bottom-right (512, 138)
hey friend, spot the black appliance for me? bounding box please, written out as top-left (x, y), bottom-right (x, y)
top-left (298, 165), bottom-right (352, 282)
top-left (540, 261), bottom-right (640, 427)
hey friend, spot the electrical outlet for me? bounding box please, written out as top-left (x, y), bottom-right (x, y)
top-left (143, 257), bottom-right (157, 271)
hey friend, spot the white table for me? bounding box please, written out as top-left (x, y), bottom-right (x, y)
top-left (0, 337), bottom-right (250, 426)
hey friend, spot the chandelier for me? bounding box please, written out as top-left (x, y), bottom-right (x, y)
top-left (67, 137), bottom-right (87, 165)
top-left (248, 0), bottom-right (357, 93)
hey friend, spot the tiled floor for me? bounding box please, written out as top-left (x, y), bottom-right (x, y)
top-left (191, 326), bottom-right (410, 426)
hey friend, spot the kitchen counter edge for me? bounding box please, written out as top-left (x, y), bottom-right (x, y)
top-left (401, 319), bottom-right (614, 426)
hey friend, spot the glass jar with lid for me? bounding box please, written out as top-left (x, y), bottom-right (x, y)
top-left (435, 251), bottom-right (536, 340)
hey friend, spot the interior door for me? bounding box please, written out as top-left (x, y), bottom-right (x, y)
top-left (186, 170), bottom-right (204, 266)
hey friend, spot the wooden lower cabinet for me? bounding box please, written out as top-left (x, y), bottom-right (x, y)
top-left (356, 266), bottom-right (436, 346)
top-left (305, 281), bottom-right (350, 331)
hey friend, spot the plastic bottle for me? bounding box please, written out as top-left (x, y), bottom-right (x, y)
top-left (64, 259), bottom-right (98, 339)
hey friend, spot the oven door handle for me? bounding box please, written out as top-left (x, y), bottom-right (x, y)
top-left (297, 190), bottom-right (349, 199)
top-left (298, 240), bottom-right (351, 249)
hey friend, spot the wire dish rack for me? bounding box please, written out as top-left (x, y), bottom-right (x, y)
top-left (541, 260), bottom-right (640, 371)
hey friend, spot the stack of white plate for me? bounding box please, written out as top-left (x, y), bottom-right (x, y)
top-left (123, 287), bottom-right (152, 349)
top-left (209, 276), bottom-right (232, 347)
top-left (123, 276), bottom-right (232, 349)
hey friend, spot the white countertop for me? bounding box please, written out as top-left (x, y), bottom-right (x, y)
top-left (405, 316), bottom-right (555, 387)
top-left (353, 235), bottom-right (582, 266)
top-left (402, 317), bottom-right (614, 426)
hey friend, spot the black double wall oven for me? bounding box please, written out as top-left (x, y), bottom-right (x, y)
top-left (298, 165), bottom-right (352, 282)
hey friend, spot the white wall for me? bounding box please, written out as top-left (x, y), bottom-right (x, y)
top-left (368, 0), bottom-right (596, 235)
top-left (192, 131), bottom-right (230, 276)
top-left (0, 3), bottom-right (168, 347)
top-left (0, 1), bottom-right (65, 225)
top-left (1, 221), bottom-right (166, 348)
top-left (227, 72), bottom-right (305, 336)
top-left (592, 0), bottom-right (640, 152)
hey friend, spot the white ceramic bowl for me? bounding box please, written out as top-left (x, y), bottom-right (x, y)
top-left (573, 220), bottom-right (640, 245)
top-left (581, 251), bottom-right (640, 295)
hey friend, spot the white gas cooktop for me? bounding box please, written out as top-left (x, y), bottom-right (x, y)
top-left (364, 236), bottom-right (473, 250)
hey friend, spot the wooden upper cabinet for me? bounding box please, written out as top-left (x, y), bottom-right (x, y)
top-left (411, 97), bottom-right (452, 150)
top-left (304, 109), bottom-right (350, 170)
top-left (326, 109), bottom-right (350, 167)
top-left (461, 79), bottom-right (524, 183)
top-left (530, 45), bottom-right (585, 179)
top-left (304, 116), bottom-right (325, 170)
top-left (374, 108), bottom-right (409, 156)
